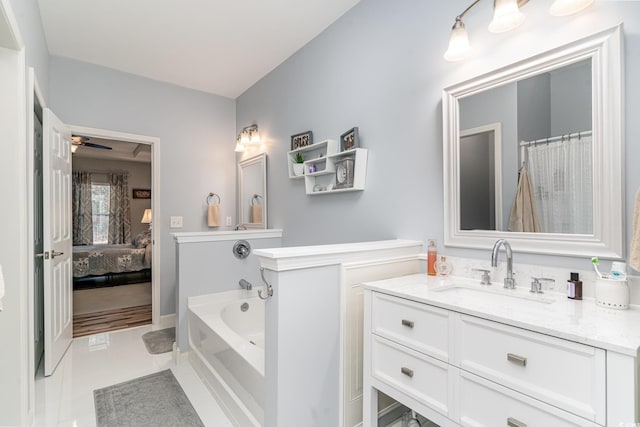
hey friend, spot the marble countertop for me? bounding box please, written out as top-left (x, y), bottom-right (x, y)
top-left (363, 273), bottom-right (640, 356)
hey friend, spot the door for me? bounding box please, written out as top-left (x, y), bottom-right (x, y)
top-left (43, 108), bottom-right (73, 376)
top-left (34, 111), bottom-right (45, 369)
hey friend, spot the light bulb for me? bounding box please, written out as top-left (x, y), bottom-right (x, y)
top-left (489, 0), bottom-right (525, 33)
top-left (240, 132), bottom-right (250, 144)
top-left (250, 131), bottom-right (260, 144)
top-left (444, 19), bottom-right (471, 62)
top-left (549, 0), bottom-right (594, 16)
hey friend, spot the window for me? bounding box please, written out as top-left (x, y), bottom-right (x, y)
top-left (91, 183), bottom-right (110, 244)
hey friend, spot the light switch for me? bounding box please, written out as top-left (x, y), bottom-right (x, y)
top-left (226, 216), bottom-right (232, 226)
top-left (170, 216), bottom-right (183, 228)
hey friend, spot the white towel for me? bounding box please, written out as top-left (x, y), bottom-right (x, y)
top-left (630, 189), bottom-right (640, 272)
top-left (207, 204), bottom-right (221, 227)
top-left (0, 264), bottom-right (5, 311)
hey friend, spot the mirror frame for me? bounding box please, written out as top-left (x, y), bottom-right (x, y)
top-left (237, 152), bottom-right (267, 229)
top-left (443, 25), bottom-right (623, 259)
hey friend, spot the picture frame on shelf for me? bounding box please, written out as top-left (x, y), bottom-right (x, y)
top-left (340, 127), bottom-right (359, 151)
top-left (132, 188), bottom-right (151, 199)
top-left (291, 131), bottom-right (313, 150)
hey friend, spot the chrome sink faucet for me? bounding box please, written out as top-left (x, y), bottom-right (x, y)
top-left (491, 239), bottom-right (516, 289)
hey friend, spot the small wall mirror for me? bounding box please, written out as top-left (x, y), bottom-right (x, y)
top-left (238, 153), bottom-right (267, 229)
top-left (443, 26), bottom-right (623, 258)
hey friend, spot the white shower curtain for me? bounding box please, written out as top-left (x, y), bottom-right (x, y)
top-left (526, 134), bottom-right (592, 234)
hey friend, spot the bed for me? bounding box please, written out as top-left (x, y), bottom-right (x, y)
top-left (72, 231), bottom-right (152, 288)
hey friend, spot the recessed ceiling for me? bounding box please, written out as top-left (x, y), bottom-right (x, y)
top-left (72, 136), bottom-right (151, 163)
top-left (38, 0), bottom-right (360, 98)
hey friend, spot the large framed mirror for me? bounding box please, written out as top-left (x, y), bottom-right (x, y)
top-left (443, 25), bottom-right (623, 258)
top-left (238, 153), bottom-right (267, 229)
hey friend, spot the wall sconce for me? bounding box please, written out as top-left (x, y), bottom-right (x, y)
top-left (444, 0), bottom-right (595, 62)
top-left (235, 124), bottom-right (261, 152)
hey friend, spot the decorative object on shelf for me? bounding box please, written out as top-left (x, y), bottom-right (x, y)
top-left (340, 127), bottom-right (359, 151)
top-left (132, 188), bottom-right (151, 199)
top-left (235, 124), bottom-right (261, 152)
top-left (291, 130), bottom-right (313, 150)
top-left (309, 163), bottom-right (317, 173)
top-left (206, 192), bottom-right (221, 227)
top-left (293, 152), bottom-right (305, 176)
top-left (334, 156), bottom-right (355, 189)
top-left (444, 0), bottom-right (594, 62)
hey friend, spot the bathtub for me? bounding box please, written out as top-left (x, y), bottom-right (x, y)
top-left (188, 289), bottom-right (264, 426)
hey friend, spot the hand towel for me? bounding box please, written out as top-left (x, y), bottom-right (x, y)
top-left (508, 169), bottom-right (541, 232)
top-left (207, 204), bottom-right (221, 227)
top-left (250, 205), bottom-right (263, 224)
top-left (0, 264), bottom-right (5, 311)
top-left (630, 189), bottom-right (640, 271)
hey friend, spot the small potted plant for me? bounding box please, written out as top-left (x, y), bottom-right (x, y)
top-left (292, 152), bottom-right (304, 176)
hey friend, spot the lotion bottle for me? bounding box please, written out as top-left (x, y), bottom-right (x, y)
top-left (427, 240), bottom-right (437, 276)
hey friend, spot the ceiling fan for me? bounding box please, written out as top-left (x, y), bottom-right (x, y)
top-left (71, 135), bottom-right (112, 150)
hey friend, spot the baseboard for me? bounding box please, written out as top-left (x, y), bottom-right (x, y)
top-left (157, 313), bottom-right (176, 329)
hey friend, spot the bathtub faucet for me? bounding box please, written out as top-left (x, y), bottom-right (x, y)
top-left (239, 279), bottom-right (253, 290)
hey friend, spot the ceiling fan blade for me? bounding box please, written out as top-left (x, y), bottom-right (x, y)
top-left (71, 135), bottom-right (90, 143)
top-left (82, 142), bottom-right (113, 150)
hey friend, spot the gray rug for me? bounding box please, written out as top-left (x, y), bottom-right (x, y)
top-left (94, 369), bottom-right (204, 427)
top-left (141, 327), bottom-right (175, 354)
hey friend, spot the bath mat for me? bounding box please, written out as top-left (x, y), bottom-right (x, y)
top-left (141, 327), bottom-right (175, 354)
top-left (94, 369), bottom-right (204, 427)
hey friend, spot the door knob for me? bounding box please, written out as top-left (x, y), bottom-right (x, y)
top-left (35, 252), bottom-right (50, 259)
top-left (51, 251), bottom-right (65, 258)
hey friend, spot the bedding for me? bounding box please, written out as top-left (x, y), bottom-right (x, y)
top-left (73, 242), bottom-right (151, 278)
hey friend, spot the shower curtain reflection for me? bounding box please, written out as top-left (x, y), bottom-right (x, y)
top-left (524, 132), bottom-right (593, 234)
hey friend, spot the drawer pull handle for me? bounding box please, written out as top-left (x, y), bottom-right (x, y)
top-left (400, 367), bottom-right (414, 378)
top-left (507, 417), bottom-right (527, 427)
top-left (401, 319), bottom-right (414, 328)
top-left (507, 353), bottom-right (527, 367)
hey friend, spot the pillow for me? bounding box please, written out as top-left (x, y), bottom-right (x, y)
top-left (133, 230), bottom-right (152, 248)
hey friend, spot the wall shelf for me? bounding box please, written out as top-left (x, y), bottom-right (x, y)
top-left (287, 139), bottom-right (368, 195)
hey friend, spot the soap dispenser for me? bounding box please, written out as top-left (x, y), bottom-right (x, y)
top-left (427, 240), bottom-right (437, 276)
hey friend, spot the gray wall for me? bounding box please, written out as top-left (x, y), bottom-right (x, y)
top-left (8, 0), bottom-right (49, 96)
top-left (460, 83), bottom-right (518, 231)
top-left (518, 74), bottom-right (551, 142)
top-left (72, 157), bottom-right (152, 238)
top-left (550, 61), bottom-right (592, 135)
top-left (49, 57), bottom-right (236, 316)
top-left (236, 0), bottom-right (640, 271)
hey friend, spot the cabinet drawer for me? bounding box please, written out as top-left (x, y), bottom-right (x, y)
top-left (458, 370), bottom-right (600, 427)
top-left (455, 315), bottom-right (605, 424)
top-left (372, 293), bottom-right (449, 361)
top-left (372, 335), bottom-right (452, 417)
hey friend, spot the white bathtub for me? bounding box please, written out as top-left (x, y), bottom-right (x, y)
top-left (188, 289), bottom-right (264, 426)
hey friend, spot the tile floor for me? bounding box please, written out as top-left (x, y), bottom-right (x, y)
top-left (33, 325), bottom-right (233, 427)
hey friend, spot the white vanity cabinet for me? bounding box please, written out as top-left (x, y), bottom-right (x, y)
top-left (363, 289), bottom-right (637, 427)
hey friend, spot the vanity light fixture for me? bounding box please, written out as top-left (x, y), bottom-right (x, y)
top-left (549, 0), bottom-right (594, 16)
top-left (488, 0), bottom-right (526, 33)
top-left (444, 0), bottom-right (594, 62)
top-left (235, 124), bottom-right (261, 152)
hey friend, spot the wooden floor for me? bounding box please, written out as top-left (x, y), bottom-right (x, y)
top-left (73, 304), bottom-right (152, 338)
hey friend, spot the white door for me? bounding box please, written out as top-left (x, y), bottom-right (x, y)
top-left (43, 108), bottom-right (73, 376)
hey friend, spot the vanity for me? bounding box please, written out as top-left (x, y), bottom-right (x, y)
top-left (362, 274), bottom-right (640, 426)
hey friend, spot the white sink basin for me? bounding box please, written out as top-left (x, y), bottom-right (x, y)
top-left (431, 283), bottom-right (555, 304)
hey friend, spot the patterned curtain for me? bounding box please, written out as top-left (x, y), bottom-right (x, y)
top-left (72, 171), bottom-right (93, 245)
top-left (108, 172), bottom-right (132, 244)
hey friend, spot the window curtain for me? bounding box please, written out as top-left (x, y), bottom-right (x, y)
top-left (526, 134), bottom-right (593, 234)
top-left (108, 172), bottom-right (132, 244)
top-left (72, 171), bottom-right (93, 245)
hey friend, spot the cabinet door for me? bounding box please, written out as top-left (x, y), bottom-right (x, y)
top-left (372, 335), bottom-right (452, 417)
top-left (458, 370), bottom-right (600, 427)
top-left (455, 315), bottom-right (605, 423)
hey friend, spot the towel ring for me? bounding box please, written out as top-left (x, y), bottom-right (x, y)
top-left (251, 194), bottom-right (262, 205)
top-left (207, 193), bottom-right (221, 205)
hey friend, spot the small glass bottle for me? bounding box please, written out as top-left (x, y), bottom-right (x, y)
top-left (427, 240), bottom-right (437, 276)
top-left (435, 256), bottom-right (452, 276)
